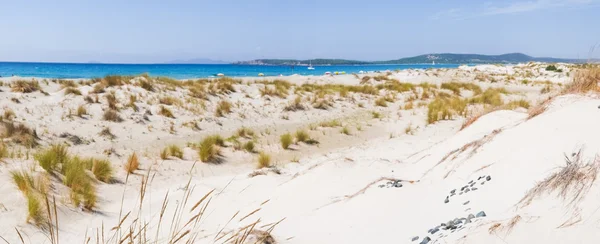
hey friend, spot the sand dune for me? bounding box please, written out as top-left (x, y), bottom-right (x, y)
top-left (0, 63), bottom-right (598, 243)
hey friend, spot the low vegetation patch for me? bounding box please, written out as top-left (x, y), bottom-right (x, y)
top-left (199, 135), bottom-right (225, 163)
top-left (11, 80), bottom-right (41, 93)
top-left (257, 152), bottom-right (272, 168)
top-left (159, 105), bottom-right (175, 118)
top-left (64, 87), bottom-right (82, 96)
top-left (124, 152), bottom-right (139, 174)
top-left (441, 82), bottom-right (482, 95)
top-left (519, 150), bottom-right (598, 207)
top-left (0, 122), bottom-right (37, 147)
top-left (280, 133), bottom-right (293, 149)
top-left (215, 100), bottom-right (232, 117)
top-left (427, 96), bottom-right (468, 124)
top-left (562, 66), bottom-right (599, 94)
top-left (103, 109), bottom-right (123, 122)
top-left (169, 145), bottom-right (183, 159)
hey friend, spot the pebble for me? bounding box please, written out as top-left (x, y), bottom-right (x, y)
top-left (481, 181), bottom-right (485, 185)
top-left (465, 188), bottom-right (470, 193)
top-left (459, 192), bottom-right (463, 195)
top-left (486, 176), bottom-right (491, 181)
top-left (476, 211), bottom-right (487, 217)
top-left (450, 189), bottom-right (456, 194)
top-left (472, 187), bottom-right (478, 191)
top-left (420, 236), bottom-right (431, 244)
top-left (463, 201), bottom-right (470, 205)
top-left (411, 236), bottom-right (419, 242)
top-left (444, 197), bottom-right (449, 204)
top-left (468, 214), bottom-right (475, 220)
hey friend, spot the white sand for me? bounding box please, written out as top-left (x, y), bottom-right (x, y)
top-left (0, 63), bottom-right (597, 243)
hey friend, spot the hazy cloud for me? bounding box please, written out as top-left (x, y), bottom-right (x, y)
top-left (432, 0), bottom-right (598, 19)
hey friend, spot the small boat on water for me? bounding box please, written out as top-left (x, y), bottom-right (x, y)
top-left (308, 61), bottom-right (315, 70)
top-left (217, 73), bottom-right (225, 77)
top-left (258, 73), bottom-right (264, 77)
top-left (324, 72), bottom-right (331, 75)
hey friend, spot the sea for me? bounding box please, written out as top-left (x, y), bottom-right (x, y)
top-left (0, 62), bottom-right (461, 79)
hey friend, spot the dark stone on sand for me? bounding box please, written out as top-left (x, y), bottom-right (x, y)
top-left (463, 201), bottom-right (470, 205)
top-left (476, 211), bottom-right (487, 217)
top-left (412, 236), bottom-right (419, 242)
top-left (420, 236), bottom-right (431, 244)
top-left (486, 176), bottom-right (491, 181)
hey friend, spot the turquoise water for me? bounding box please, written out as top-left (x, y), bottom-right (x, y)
top-left (0, 62), bottom-right (461, 79)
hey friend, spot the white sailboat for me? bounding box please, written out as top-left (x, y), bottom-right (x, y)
top-left (308, 61), bottom-right (315, 70)
top-left (432, 61), bottom-right (435, 65)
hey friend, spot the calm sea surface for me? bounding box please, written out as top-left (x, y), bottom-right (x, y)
top-left (0, 62), bottom-right (461, 79)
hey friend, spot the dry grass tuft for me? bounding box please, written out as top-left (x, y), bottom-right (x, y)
top-left (441, 82), bottom-right (482, 95)
top-left (505, 99), bottom-right (530, 109)
top-left (427, 96), bottom-right (467, 124)
top-left (199, 135), bottom-right (224, 163)
top-left (236, 127), bottom-right (255, 139)
top-left (76, 105), bottom-right (87, 117)
top-left (105, 92), bottom-right (119, 110)
top-left (64, 87), bottom-right (82, 96)
top-left (169, 145), bottom-right (183, 159)
top-left (341, 126), bottom-right (351, 135)
top-left (138, 79), bottom-right (155, 91)
top-left (295, 130), bottom-right (310, 143)
top-left (35, 144), bottom-right (69, 172)
top-left (103, 109), bottom-right (123, 122)
top-left (0, 122), bottom-right (37, 147)
top-left (11, 80), bottom-right (41, 93)
top-left (257, 152), bottom-right (272, 168)
top-left (90, 158), bottom-right (113, 183)
top-left (468, 88), bottom-right (508, 106)
top-left (243, 141), bottom-right (255, 152)
top-left (124, 152), bottom-right (139, 174)
top-left (3, 109), bottom-right (16, 120)
top-left (519, 150), bottom-right (599, 207)
top-left (159, 96), bottom-right (181, 106)
top-left (280, 133), bottom-right (293, 149)
top-left (159, 105), bottom-right (175, 118)
top-left (284, 96), bottom-right (305, 111)
top-left (562, 66), bottom-right (599, 94)
top-left (527, 96), bottom-right (555, 119)
top-left (215, 100), bottom-right (232, 117)
top-left (375, 97), bottom-right (388, 107)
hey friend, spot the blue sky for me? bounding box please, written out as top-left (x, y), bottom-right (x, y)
top-left (0, 0), bottom-right (598, 63)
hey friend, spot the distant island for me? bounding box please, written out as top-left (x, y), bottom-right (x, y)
top-left (233, 53), bottom-right (583, 65)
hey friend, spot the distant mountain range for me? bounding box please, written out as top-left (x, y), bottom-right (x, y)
top-left (233, 53), bottom-right (584, 65)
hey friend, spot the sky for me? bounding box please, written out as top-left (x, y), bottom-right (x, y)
top-left (0, 0), bottom-right (598, 63)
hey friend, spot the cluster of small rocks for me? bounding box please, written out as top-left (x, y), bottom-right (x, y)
top-left (378, 180), bottom-right (403, 188)
top-left (444, 175), bottom-right (491, 203)
top-left (412, 211), bottom-right (487, 243)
